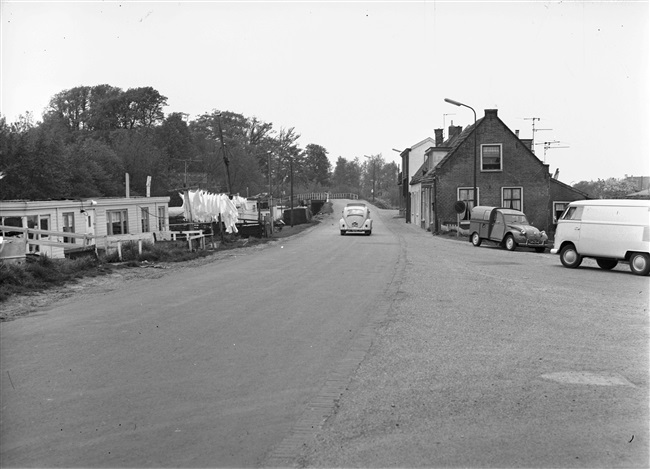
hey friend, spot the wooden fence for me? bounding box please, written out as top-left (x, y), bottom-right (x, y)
top-left (0, 225), bottom-right (207, 261)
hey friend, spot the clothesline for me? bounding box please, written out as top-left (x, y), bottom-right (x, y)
top-left (180, 190), bottom-right (251, 233)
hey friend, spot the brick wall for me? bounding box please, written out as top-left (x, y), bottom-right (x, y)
top-left (434, 110), bottom-right (554, 232)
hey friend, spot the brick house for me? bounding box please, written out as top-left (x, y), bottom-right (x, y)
top-left (409, 109), bottom-right (587, 236)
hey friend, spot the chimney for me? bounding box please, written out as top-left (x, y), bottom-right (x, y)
top-left (484, 109), bottom-right (498, 117)
top-left (515, 130), bottom-right (520, 137)
top-left (125, 173), bottom-right (130, 198)
top-left (448, 125), bottom-right (462, 140)
top-left (521, 139), bottom-right (533, 150)
top-left (434, 129), bottom-right (444, 147)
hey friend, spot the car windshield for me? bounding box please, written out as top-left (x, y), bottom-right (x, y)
top-left (504, 214), bottom-right (529, 224)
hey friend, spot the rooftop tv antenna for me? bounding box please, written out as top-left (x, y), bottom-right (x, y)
top-left (534, 140), bottom-right (570, 163)
top-left (443, 113), bottom-right (455, 138)
top-left (524, 117), bottom-right (551, 154)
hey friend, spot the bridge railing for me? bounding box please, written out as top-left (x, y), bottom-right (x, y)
top-left (294, 192), bottom-right (358, 201)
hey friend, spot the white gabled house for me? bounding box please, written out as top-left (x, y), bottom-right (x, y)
top-left (396, 136), bottom-right (437, 224)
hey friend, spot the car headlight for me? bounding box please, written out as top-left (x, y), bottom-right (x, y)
top-left (520, 229), bottom-right (526, 235)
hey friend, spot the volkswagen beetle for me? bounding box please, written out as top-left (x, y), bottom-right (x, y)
top-left (340, 203), bottom-right (372, 236)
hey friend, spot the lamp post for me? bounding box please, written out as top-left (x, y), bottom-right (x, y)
top-left (444, 98), bottom-right (478, 208)
top-left (364, 155), bottom-right (376, 202)
top-left (289, 156), bottom-right (294, 228)
top-left (267, 150), bottom-right (273, 233)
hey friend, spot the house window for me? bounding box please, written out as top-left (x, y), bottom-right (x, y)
top-left (62, 212), bottom-right (75, 244)
top-left (141, 208), bottom-right (150, 233)
top-left (458, 187), bottom-right (477, 221)
top-left (502, 187), bottom-right (523, 210)
top-left (0, 216), bottom-right (23, 237)
top-left (481, 144), bottom-right (502, 171)
top-left (107, 209), bottom-right (128, 235)
top-left (158, 207), bottom-right (166, 231)
top-left (553, 202), bottom-right (569, 223)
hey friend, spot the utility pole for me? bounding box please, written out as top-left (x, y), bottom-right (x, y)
top-left (216, 112), bottom-right (232, 194)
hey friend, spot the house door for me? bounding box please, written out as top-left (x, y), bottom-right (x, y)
top-left (84, 209), bottom-right (96, 242)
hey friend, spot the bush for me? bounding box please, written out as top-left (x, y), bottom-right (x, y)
top-left (0, 255), bottom-right (104, 303)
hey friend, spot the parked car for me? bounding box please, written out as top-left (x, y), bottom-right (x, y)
top-left (469, 206), bottom-right (548, 252)
top-left (550, 199), bottom-right (650, 276)
top-left (340, 203), bottom-right (372, 235)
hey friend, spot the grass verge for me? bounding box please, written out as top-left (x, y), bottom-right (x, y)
top-left (0, 212), bottom-right (326, 305)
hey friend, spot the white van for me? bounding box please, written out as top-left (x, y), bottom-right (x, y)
top-left (551, 199), bottom-right (650, 275)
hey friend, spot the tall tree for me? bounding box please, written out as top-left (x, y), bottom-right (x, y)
top-left (86, 84), bottom-right (124, 134)
top-left (332, 156), bottom-right (361, 193)
top-left (65, 138), bottom-right (125, 197)
top-left (46, 86), bottom-right (92, 131)
top-left (303, 143), bottom-right (331, 187)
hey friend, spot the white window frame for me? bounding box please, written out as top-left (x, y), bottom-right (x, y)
top-left (457, 187), bottom-right (479, 221)
top-left (553, 201), bottom-right (570, 224)
top-left (481, 143), bottom-right (503, 172)
top-left (502, 187), bottom-right (523, 211)
top-left (62, 212), bottom-right (75, 244)
top-left (107, 209), bottom-right (129, 235)
top-left (141, 207), bottom-right (151, 233)
top-left (158, 207), bottom-right (166, 231)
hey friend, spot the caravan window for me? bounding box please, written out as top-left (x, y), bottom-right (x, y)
top-left (107, 210), bottom-right (128, 235)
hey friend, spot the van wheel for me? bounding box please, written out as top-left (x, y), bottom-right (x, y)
top-left (504, 235), bottom-right (517, 251)
top-left (629, 252), bottom-right (650, 276)
top-left (340, 230), bottom-right (346, 236)
top-left (471, 233), bottom-right (482, 247)
top-left (365, 230), bottom-right (372, 236)
top-left (596, 258), bottom-right (618, 270)
top-left (560, 244), bottom-right (582, 268)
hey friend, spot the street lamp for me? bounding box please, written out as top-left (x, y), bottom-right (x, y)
top-left (364, 155), bottom-right (376, 202)
top-left (267, 150), bottom-right (273, 232)
top-left (444, 98), bottom-right (478, 208)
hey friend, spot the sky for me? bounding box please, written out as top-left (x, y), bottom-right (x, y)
top-left (1, 0), bottom-right (648, 186)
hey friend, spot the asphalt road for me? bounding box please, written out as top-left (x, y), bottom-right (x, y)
top-left (0, 199), bottom-right (403, 467)
top-left (298, 208), bottom-right (650, 468)
top-left (1, 200), bottom-right (648, 468)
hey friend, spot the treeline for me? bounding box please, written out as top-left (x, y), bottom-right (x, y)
top-left (0, 84), bottom-right (399, 207)
top-left (572, 178), bottom-right (642, 199)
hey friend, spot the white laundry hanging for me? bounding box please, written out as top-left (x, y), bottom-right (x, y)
top-left (179, 190), bottom-right (240, 233)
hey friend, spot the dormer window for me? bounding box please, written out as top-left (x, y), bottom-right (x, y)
top-left (481, 144), bottom-right (502, 171)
